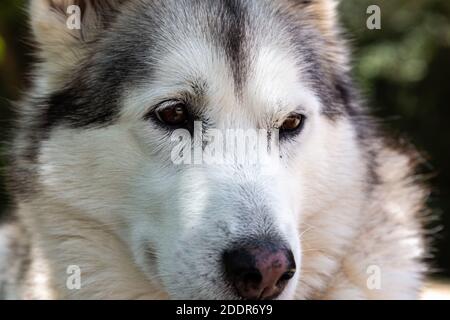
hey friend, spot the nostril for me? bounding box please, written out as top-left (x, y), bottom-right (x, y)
top-left (241, 269), bottom-right (262, 285)
top-left (223, 241), bottom-right (296, 300)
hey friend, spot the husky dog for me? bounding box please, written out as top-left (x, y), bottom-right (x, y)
top-left (0, 0), bottom-right (428, 299)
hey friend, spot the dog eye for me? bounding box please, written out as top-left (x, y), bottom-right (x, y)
top-left (154, 101), bottom-right (188, 127)
top-left (280, 114), bottom-right (305, 132)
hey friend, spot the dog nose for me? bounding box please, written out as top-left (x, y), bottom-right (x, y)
top-left (223, 241), bottom-right (296, 300)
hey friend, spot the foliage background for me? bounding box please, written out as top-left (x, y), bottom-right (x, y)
top-left (0, 0), bottom-right (449, 277)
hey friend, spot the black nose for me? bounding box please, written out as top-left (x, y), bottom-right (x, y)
top-left (223, 240), bottom-right (296, 300)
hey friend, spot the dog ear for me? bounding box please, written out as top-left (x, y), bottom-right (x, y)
top-left (29, 0), bottom-right (126, 85)
top-left (30, 0), bottom-right (126, 45)
top-left (305, 0), bottom-right (340, 38)
top-left (287, 0), bottom-right (348, 68)
top-left (287, 0), bottom-right (340, 40)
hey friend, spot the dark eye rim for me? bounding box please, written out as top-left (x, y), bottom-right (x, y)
top-left (279, 113), bottom-right (307, 135)
top-left (146, 100), bottom-right (191, 129)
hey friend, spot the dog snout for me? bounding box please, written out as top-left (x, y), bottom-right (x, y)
top-left (223, 240), bottom-right (296, 300)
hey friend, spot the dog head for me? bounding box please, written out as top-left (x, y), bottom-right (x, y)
top-left (21, 0), bottom-right (368, 299)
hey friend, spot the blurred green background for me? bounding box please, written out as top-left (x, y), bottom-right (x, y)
top-left (0, 0), bottom-right (449, 278)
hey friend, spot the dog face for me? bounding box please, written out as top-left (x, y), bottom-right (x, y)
top-left (23, 0), bottom-right (367, 299)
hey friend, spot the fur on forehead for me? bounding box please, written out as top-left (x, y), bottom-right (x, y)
top-left (29, 0), bottom-right (344, 67)
top-left (29, 0), bottom-right (354, 123)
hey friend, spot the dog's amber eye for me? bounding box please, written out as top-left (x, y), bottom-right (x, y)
top-left (281, 114), bottom-right (305, 132)
top-left (155, 102), bottom-right (188, 126)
